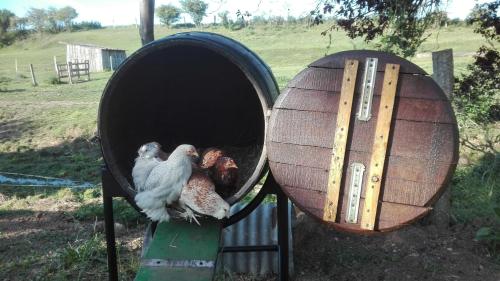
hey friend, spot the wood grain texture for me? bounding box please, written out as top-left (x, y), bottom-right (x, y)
top-left (269, 109), bottom-right (457, 163)
top-left (360, 63), bottom-right (400, 230)
top-left (308, 50), bottom-right (427, 75)
top-left (267, 51), bottom-right (459, 233)
top-left (324, 59), bottom-right (359, 222)
top-left (287, 68), bottom-right (446, 101)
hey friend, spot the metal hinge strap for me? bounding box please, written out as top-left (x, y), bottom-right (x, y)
top-left (141, 259), bottom-right (215, 268)
top-left (357, 57), bottom-right (378, 121)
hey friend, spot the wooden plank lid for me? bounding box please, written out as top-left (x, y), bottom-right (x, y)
top-left (267, 50), bottom-right (459, 233)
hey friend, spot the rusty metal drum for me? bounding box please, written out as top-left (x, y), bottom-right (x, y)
top-left (267, 50), bottom-right (459, 233)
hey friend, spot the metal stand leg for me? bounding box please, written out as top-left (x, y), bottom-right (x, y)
top-left (277, 186), bottom-right (289, 281)
top-left (103, 189), bottom-right (119, 281)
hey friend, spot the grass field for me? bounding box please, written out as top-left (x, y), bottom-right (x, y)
top-left (0, 24), bottom-right (499, 280)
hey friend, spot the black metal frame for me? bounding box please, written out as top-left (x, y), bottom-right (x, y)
top-left (102, 167), bottom-right (290, 281)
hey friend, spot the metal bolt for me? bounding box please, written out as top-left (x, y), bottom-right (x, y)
top-left (372, 175), bottom-right (380, 182)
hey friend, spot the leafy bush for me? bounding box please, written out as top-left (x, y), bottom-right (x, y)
top-left (453, 47), bottom-right (500, 124)
top-left (47, 76), bottom-right (61, 85)
top-left (476, 198), bottom-right (500, 258)
top-left (71, 21), bottom-right (102, 31)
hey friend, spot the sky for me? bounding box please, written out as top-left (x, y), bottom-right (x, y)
top-left (0, 0), bottom-right (492, 27)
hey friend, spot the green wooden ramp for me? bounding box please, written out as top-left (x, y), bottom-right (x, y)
top-left (135, 220), bottom-right (222, 281)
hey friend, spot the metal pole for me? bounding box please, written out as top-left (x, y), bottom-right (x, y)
top-left (15, 59), bottom-right (18, 73)
top-left (139, 0), bottom-right (155, 45)
top-left (103, 195), bottom-right (118, 281)
top-left (276, 183), bottom-right (289, 281)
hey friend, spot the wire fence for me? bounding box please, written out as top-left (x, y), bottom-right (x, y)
top-left (0, 56), bottom-right (94, 87)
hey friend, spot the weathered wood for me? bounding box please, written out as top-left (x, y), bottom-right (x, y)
top-left (282, 185), bottom-right (430, 233)
top-left (269, 109), bottom-right (457, 162)
top-left (29, 64), bottom-right (37, 86)
top-left (267, 51), bottom-right (459, 233)
top-left (53, 56), bottom-right (58, 74)
top-left (288, 68), bottom-right (447, 101)
top-left (67, 62), bottom-right (73, 84)
top-left (277, 88), bottom-right (455, 123)
top-left (360, 63), bottom-right (400, 230)
top-left (430, 49), bottom-right (455, 230)
top-left (324, 59), bottom-right (359, 222)
top-left (309, 50), bottom-right (427, 75)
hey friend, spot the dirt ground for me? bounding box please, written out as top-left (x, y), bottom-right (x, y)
top-left (293, 213), bottom-right (500, 281)
top-left (2, 192), bottom-right (500, 281)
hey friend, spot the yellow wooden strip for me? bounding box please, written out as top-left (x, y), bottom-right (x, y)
top-left (360, 63), bottom-right (400, 230)
top-left (323, 59), bottom-right (359, 222)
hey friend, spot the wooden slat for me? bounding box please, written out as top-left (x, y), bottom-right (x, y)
top-left (269, 161), bottom-right (446, 207)
top-left (323, 59), bottom-right (359, 222)
top-left (276, 87), bottom-right (456, 124)
top-left (269, 109), bottom-right (457, 163)
top-left (360, 63), bottom-right (400, 230)
top-left (309, 50), bottom-right (427, 75)
top-left (287, 68), bottom-right (447, 101)
top-left (283, 186), bottom-right (430, 233)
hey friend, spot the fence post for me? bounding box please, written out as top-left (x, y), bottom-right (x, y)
top-left (430, 49), bottom-right (454, 230)
top-left (110, 55), bottom-right (114, 71)
top-left (68, 62), bottom-right (73, 84)
top-left (29, 64), bottom-right (37, 86)
top-left (53, 56), bottom-right (58, 74)
top-left (15, 59), bottom-right (18, 73)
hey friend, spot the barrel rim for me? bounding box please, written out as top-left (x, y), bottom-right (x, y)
top-left (98, 32), bottom-right (280, 205)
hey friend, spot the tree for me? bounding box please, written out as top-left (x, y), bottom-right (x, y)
top-left (26, 7), bottom-right (47, 33)
top-left (46, 7), bottom-right (61, 33)
top-left (180, 0), bottom-right (208, 27)
top-left (0, 9), bottom-right (14, 34)
top-left (454, 0), bottom-right (500, 123)
top-left (156, 4), bottom-right (181, 27)
top-left (0, 9), bottom-right (15, 46)
top-left (56, 6), bottom-right (78, 31)
top-left (311, 0), bottom-right (442, 57)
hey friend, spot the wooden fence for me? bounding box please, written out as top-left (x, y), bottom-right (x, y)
top-left (56, 60), bottom-right (90, 84)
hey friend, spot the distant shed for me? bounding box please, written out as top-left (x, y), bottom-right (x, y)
top-left (63, 43), bottom-right (126, 72)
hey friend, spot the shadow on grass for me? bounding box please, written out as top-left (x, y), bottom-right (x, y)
top-left (0, 88), bottom-right (26, 93)
top-left (0, 137), bottom-right (102, 184)
top-left (0, 119), bottom-right (36, 143)
top-left (0, 207), bottom-right (140, 281)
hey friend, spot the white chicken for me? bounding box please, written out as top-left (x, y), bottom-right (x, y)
top-left (134, 144), bottom-right (199, 222)
top-left (131, 142), bottom-right (168, 192)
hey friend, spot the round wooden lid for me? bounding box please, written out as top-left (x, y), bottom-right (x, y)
top-left (267, 50), bottom-right (459, 233)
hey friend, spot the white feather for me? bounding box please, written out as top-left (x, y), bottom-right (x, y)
top-left (132, 156), bottom-right (161, 192)
top-left (134, 144), bottom-right (194, 222)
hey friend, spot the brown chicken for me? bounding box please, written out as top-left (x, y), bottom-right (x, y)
top-left (199, 147), bottom-right (225, 169)
top-left (180, 169), bottom-right (230, 224)
top-left (212, 156), bottom-right (238, 187)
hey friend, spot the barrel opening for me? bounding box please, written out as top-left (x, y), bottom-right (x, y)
top-left (100, 44), bottom-right (266, 203)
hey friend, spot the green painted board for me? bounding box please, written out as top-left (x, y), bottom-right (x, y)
top-left (135, 219), bottom-right (223, 281)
